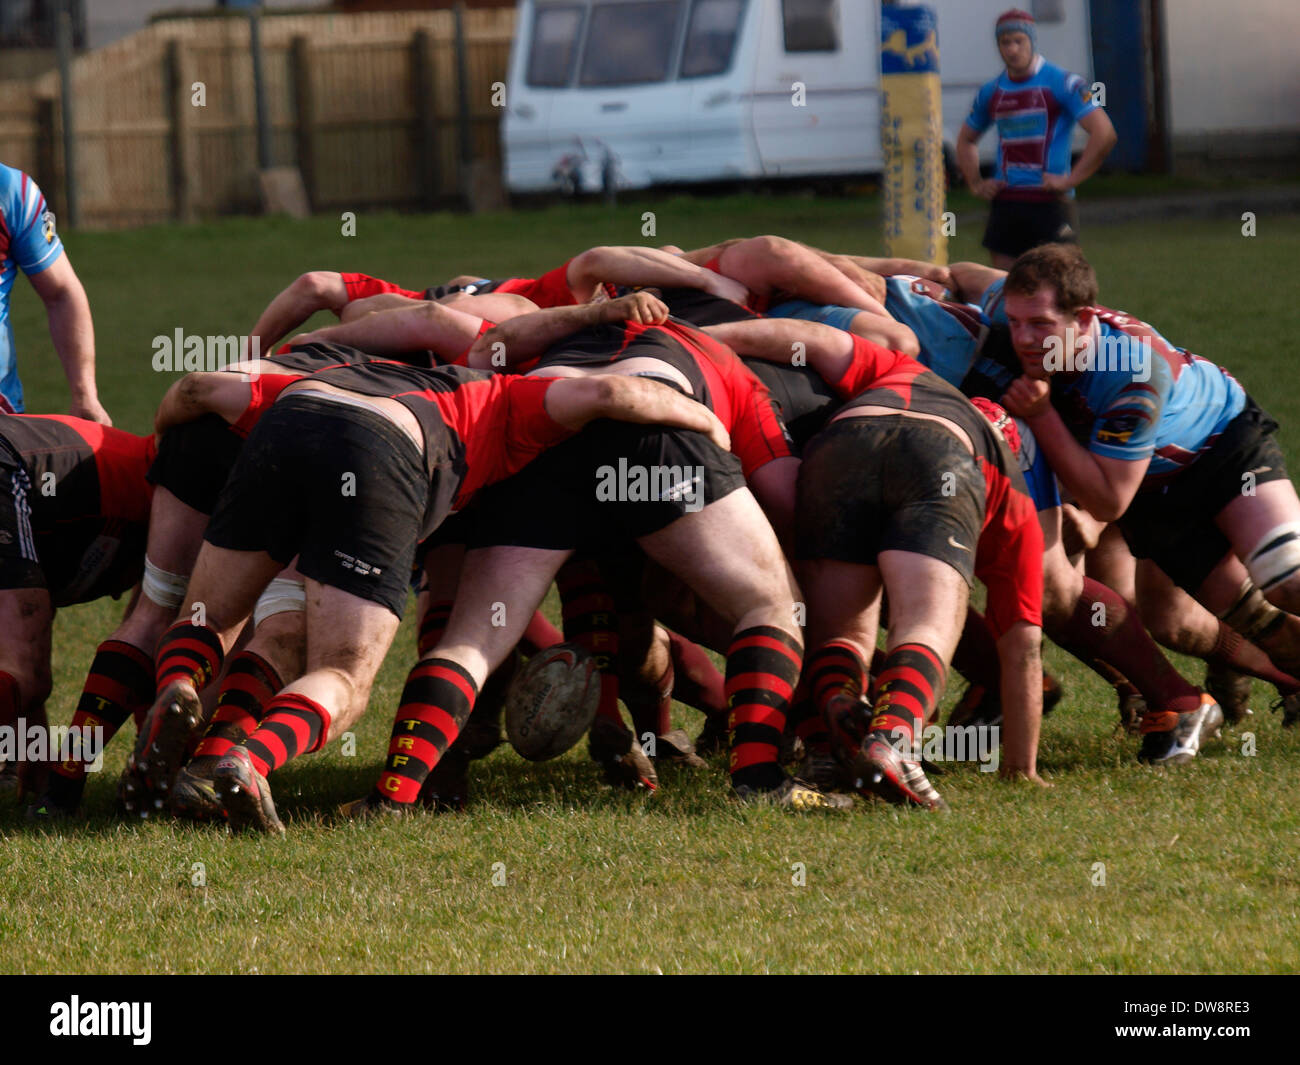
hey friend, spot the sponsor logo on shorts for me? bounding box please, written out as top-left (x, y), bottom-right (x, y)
top-left (946, 534), bottom-right (969, 551)
top-left (594, 459), bottom-right (706, 513)
top-left (334, 549), bottom-right (383, 577)
top-left (151, 329), bottom-right (260, 373)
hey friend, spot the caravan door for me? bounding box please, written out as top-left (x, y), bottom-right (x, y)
top-left (750, 0), bottom-right (879, 176)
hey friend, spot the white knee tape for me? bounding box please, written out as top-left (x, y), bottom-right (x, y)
top-left (1245, 521), bottom-right (1300, 592)
top-left (142, 558), bottom-right (189, 610)
top-left (254, 578), bottom-right (307, 627)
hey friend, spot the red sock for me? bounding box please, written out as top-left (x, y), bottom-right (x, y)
top-left (241, 691), bottom-right (332, 778)
top-left (194, 651), bottom-right (284, 760)
top-left (155, 620), bottom-right (225, 692)
top-left (374, 658), bottom-right (478, 804)
top-left (1055, 578), bottom-right (1201, 712)
top-left (667, 631), bottom-right (727, 715)
top-left (557, 558), bottom-right (620, 725)
top-left (520, 611), bottom-right (563, 656)
top-left (418, 599), bottom-right (454, 657)
top-left (871, 643), bottom-right (946, 749)
top-left (950, 607), bottom-right (1002, 689)
top-left (727, 626), bottom-right (802, 790)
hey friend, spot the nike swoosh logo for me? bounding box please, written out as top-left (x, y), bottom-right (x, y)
top-left (947, 535), bottom-right (969, 551)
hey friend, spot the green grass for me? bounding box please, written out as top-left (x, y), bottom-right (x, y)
top-left (3, 197), bottom-right (1300, 974)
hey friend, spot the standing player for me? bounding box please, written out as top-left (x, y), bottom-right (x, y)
top-left (0, 163), bottom-right (110, 423)
top-left (956, 10), bottom-right (1117, 268)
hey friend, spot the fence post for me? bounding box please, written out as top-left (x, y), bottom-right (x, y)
top-left (167, 39), bottom-right (197, 223)
top-left (35, 96), bottom-right (59, 216)
top-left (291, 36), bottom-right (317, 209)
top-left (453, 1), bottom-right (474, 210)
top-left (250, 7), bottom-right (273, 170)
top-left (55, 0), bottom-right (78, 227)
top-left (411, 29), bottom-right (439, 209)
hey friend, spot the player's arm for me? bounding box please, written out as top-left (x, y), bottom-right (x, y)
top-left (543, 373), bottom-right (729, 451)
top-left (250, 271), bottom-right (349, 353)
top-left (845, 255), bottom-right (952, 288)
top-left (470, 291), bottom-right (668, 368)
top-left (948, 261), bottom-right (1006, 305)
top-left (25, 254), bottom-right (109, 425)
top-left (997, 620), bottom-right (1046, 784)
top-left (1002, 377), bottom-right (1148, 522)
top-left (154, 371), bottom-right (249, 432)
top-left (293, 300), bottom-right (483, 361)
top-left (957, 122), bottom-right (1002, 200)
top-left (1043, 108), bottom-right (1118, 193)
top-left (565, 245), bottom-right (748, 304)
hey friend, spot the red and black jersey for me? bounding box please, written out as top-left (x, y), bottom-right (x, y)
top-left (444, 262), bottom-right (577, 309)
top-left (744, 359), bottom-right (841, 454)
top-left (299, 355), bottom-right (572, 526)
top-left (340, 272), bottom-right (425, 303)
top-left (0, 415), bottom-right (156, 605)
top-left (835, 337), bottom-right (1043, 636)
top-left (535, 318), bottom-right (792, 477)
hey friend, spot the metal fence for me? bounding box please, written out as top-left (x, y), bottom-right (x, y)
top-left (0, 6), bottom-right (515, 228)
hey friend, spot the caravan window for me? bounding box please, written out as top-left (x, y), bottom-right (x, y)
top-left (526, 5), bottom-right (586, 87)
top-left (782, 0), bottom-right (839, 53)
top-left (682, 0), bottom-right (746, 78)
top-left (579, 1), bottom-right (684, 86)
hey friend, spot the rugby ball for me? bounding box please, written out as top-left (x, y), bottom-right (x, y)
top-left (504, 643), bottom-right (601, 762)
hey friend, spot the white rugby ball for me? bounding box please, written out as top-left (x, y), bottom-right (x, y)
top-left (504, 643), bottom-right (601, 762)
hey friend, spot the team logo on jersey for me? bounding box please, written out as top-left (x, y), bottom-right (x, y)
top-left (1096, 412), bottom-right (1142, 445)
top-left (41, 209), bottom-right (56, 243)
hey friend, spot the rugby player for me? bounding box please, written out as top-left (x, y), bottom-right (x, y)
top-left (137, 308), bottom-right (731, 833)
top-left (0, 414), bottom-right (155, 800)
top-left (998, 244), bottom-right (1300, 755)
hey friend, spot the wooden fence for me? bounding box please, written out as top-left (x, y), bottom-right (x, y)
top-left (0, 7), bottom-right (516, 228)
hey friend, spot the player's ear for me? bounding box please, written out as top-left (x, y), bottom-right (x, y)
top-left (1074, 305), bottom-right (1096, 331)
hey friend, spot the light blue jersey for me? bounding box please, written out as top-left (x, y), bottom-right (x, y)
top-left (0, 164), bottom-right (64, 412)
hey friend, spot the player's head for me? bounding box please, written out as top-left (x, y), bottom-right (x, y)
top-left (995, 9), bottom-right (1036, 73)
top-left (1003, 244), bottom-right (1098, 380)
top-left (971, 397), bottom-right (1021, 457)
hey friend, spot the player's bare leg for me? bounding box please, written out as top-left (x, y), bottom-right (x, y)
top-left (121, 544), bottom-right (283, 817)
top-left (0, 588), bottom-right (55, 802)
top-left (348, 545), bottom-right (571, 816)
top-left (216, 578), bottom-right (404, 833)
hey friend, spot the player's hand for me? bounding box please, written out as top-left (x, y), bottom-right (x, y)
top-left (704, 271), bottom-right (750, 306)
top-left (973, 177), bottom-right (1005, 200)
top-left (998, 767), bottom-right (1051, 788)
top-left (1041, 173), bottom-right (1074, 193)
top-left (603, 291), bottom-right (669, 325)
top-left (1002, 375), bottom-right (1051, 419)
top-left (851, 268), bottom-right (888, 307)
top-left (69, 395), bottom-right (112, 426)
top-left (700, 406), bottom-right (731, 453)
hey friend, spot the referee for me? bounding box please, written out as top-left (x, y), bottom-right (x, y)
top-left (957, 8), bottom-right (1117, 268)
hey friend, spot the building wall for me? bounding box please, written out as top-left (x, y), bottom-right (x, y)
top-left (1165, 0), bottom-right (1300, 135)
top-left (87, 1), bottom-right (330, 50)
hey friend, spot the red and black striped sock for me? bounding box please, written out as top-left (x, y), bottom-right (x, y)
top-left (950, 607), bottom-right (1002, 689)
top-left (727, 626), bottom-right (802, 791)
top-left (1056, 578), bottom-right (1201, 712)
top-left (808, 640), bottom-right (869, 757)
top-left (667, 631), bottom-right (727, 715)
top-left (241, 691), bottom-right (332, 778)
top-left (870, 644), bottom-right (946, 751)
top-left (47, 640), bottom-right (155, 805)
top-left (520, 610), bottom-right (563, 657)
top-left (790, 676), bottom-right (828, 753)
top-left (374, 658), bottom-right (478, 805)
top-left (557, 558), bottom-right (621, 724)
top-left (155, 620), bottom-right (225, 693)
top-left (417, 599), bottom-right (454, 657)
top-left (193, 651), bottom-right (283, 760)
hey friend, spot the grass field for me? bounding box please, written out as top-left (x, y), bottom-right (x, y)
top-left (3, 193), bottom-right (1300, 974)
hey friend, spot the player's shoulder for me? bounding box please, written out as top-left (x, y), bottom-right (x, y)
top-left (1043, 61), bottom-right (1095, 103)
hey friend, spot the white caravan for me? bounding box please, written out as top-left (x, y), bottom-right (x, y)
top-left (502, 0), bottom-right (1095, 193)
